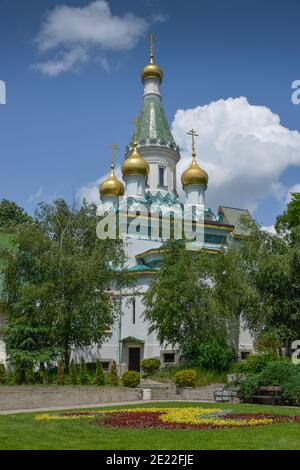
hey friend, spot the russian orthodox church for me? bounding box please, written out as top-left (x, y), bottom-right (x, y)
top-left (74, 36), bottom-right (254, 373)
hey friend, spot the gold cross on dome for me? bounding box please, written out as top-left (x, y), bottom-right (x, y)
top-left (146, 33), bottom-right (157, 60)
top-left (187, 129), bottom-right (199, 156)
top-left (108, 144), bottom-right (120, 166)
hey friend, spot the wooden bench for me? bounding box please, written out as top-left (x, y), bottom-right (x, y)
top-left (251, 386), bottom-right (283, 406)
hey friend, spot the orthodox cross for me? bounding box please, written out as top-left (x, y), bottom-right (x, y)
top-left (146, 33), bottom-right (157, 61)
top-left (187, 129), bottom-right (199, 157)
top-left (108, 144), bottom-right (120, 168)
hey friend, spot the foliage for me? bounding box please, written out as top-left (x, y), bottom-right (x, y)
top-left (68, 359), bottom-right (77, 385)
top-left (109, 361), bottom-right (118, 386)
top-left (121, 371), bottom-right (141, 388)
top-left (239, 361), bottom-right (300, 404)
top-left (144, 240), bottom-right (226, 363)
top-left (275, 192), bottom-right (300, 244)
top-left (173, 369), bottom-right (197, 387)
top-left (232, 354), bottom-right (279, 375)
top-left (94, 359), bottom-right (105, 386)
top-left (194, 341), bottom-right (233, 372)
top-left (24, 363), bottom-right (35, 384)
top-left (79, 358), bottom-right (90, 385)
top-left (0, 199), bottom-right (31, 227)
top-left (0, 363), bottom-right (6, 384)
top-left (140, 358), bottom-right (161, 375)
top-left (1, 199), bottom-right (131, 367)
top-left (12, 358), bottom-right (23, 385)
top-left (38, 363), bottom-right (50, 385)
top-left (56, 360), bottom-right (64, 385)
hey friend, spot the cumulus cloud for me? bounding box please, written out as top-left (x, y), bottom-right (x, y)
top-left (33, 0), bottom-right (162, 76)
top-left (172, 97), bottom-right (300, 212)
top-left (261, 225), bottom-right (277, 235)
top-left (77, 97), bottom-right (300, 218)
top-left (28, 187), bottom-right (43, 204)
top-left (77, 165), bottom-right (122, 204)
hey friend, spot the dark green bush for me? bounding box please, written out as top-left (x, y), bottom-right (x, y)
top-left (95, 359), bottom-right (105, 386)
top-left (13, 358), bottom-right (23, 385)
top-left (56, 360), bottom-right (65, 385)
top-left (174, 369), bottom-right (197, 387)
top-left (109, 361), bottom-right (118, 386)
top-left (24, 362), bottom-right (35, 384)
top-left (68, 359), bottom-right (77, 385)
top-left (194, 341), bottom-right (233, 372)
top-left (121, 371), bottom-right (141, 388)
top-left (38, 363), bottom-right (50, 384)
top-left (232, 353), bottom-right (278, 375)
top-left (141, 358), bottom-right (161, 375)
top-left (0, 363), bottom-right (6, 384)
top-left (79, 358), bottom-right (90, 385)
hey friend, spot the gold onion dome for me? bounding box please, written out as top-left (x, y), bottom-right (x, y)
top-left (121, 142), bottom-right (150, 178)
top-left (181, 156), bottom-right (208, 188)
top-left (141, 33), bottom-right (163, 83)
top-left (99, 161), bottom-right (124, 198)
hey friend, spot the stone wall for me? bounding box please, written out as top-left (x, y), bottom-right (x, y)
top-left (0, 386), bottom-right (141, 411)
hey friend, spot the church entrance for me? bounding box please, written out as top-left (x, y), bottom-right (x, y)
top-left (128, 347), bottom-right (141, 372)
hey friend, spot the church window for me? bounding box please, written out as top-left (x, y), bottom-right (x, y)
top-left (163, 353), bottom-right (175, 363)
top-left (158, 167), bottom-right (165, 187)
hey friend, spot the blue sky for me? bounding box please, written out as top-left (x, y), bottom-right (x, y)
top-left (0, 0), bottom-right (300, 227)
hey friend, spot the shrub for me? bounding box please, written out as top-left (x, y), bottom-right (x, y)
top-left (0, 363), bottom-right (6, 384)
top-left (68, 359), bottom-right (77, 385)
top-left (174, 369), bottom-right (197, 387)
top-left (121, 371), bottom-right (141, 388)
top-left (194, 341), bottom-right (233, 372)
top-left (13, 358), bottom-right (23, 385)
top-left (79, 358), bottom-right (90, 385)
top-left (56, 360), bottom-right (65, 385)
top-left (38, 363), bottom-right (50, 384)
top-left (232, 353), bottom-right (279, 375)
top-left (95, 359), bottom-right (105, 386)
top-left (109, 360), bottom-right (118, 386)
top-left (141, 358), bottom-right (161, 375)
top-left (24, 363), bottom-right (35, 384)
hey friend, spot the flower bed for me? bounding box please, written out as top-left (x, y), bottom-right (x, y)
top-left (35, 407), bottom-right (300, 430)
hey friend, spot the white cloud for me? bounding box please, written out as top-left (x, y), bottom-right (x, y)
top-left (261, 225), bottom-right (277, 235)
top-left (33, 0), bottom-right (162, 76)
top-left (28, 187), bottom-right (43, 203)
top-left (77, 97), bottom-right (300, 217)
top-left (172, 97), bottom-right (300, 212)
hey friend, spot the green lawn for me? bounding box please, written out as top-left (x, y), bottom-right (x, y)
top-left (0, 402), bottom-right (300, 450)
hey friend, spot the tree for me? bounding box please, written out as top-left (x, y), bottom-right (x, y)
top-left (0, 363), bottom-right (6, 384)
top-left (1, 199), bottom-right (131, 367)
top-left (143, 240), bottom-right (226, 363)
top-left (240, 220), bottom-right (300, 355)
top-left (95, 359), bottom-right (105, 386)
top-left (79, 358), bottom-right (89, 385)
top-left (56, 360), bottom-right (64, 385)
top-left (68, 359), bottom-right (77, 385)
top-left (109, 360), bottom-right (118, 386)
top-left (0, 199), bottom-right (31, 227)
top-left (275, 192), bottom-right (300, 244)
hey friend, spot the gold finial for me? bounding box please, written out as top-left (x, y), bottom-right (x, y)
top-left (146, 33), bottom-right (157, 63)
top-left (108, 144), bottom-right (120, 171)
top-left (131, 118), bottom-right (140, 146)
top-left (187, 129), bottom-right (199, 158)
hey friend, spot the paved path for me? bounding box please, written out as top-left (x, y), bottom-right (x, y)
top-left (0, 399), bottom-right (214, 416)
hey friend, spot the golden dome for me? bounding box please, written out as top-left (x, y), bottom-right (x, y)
top-left (99, 163), bottom-right (124, 198)
top-left (121, 142), bottom-right (149, 178)
top-left (181, 156), bottom-right (208, 188)
top-left (141, 61), bottom-right (163, 83)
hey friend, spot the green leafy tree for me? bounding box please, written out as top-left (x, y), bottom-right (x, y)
top-left (275, 192), bottom-right (300, 244)
top-left (12, 357), bottom-right (23, 385)
top-left (144, 240), bottom-right (226, 363)
top-left (109, 360), bottom-right (118, 386)
top-left (0, 199), bottom-right (31, 227)
top-left (68, 359), bottom-right (77, 385)
top-left (79, 358), bottom-right (89, 385)
top-left (24, 362), bottom-right (35, 384)
top-left (95, 359), bottom-right (105, 386)
top-left (1, 199), bottom-right (131, 367)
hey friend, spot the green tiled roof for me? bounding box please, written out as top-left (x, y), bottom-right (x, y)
top-left (126, 97), bottom-right (180, 154)
top-left (128, 263), bottom-right (159, 273)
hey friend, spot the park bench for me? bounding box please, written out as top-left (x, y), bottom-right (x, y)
top-left (251, 386), bottom-right (283, 406)
top-left (214, 386), bottom-right (240, 403)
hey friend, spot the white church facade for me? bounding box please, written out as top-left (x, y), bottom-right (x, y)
top-left (73, 37), bottom-right (254, 373)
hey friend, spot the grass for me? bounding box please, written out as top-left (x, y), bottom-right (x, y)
top-left (0, 402), bottom-right (300, 450)
top-left (150, 366), bottom-right (227, 386)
